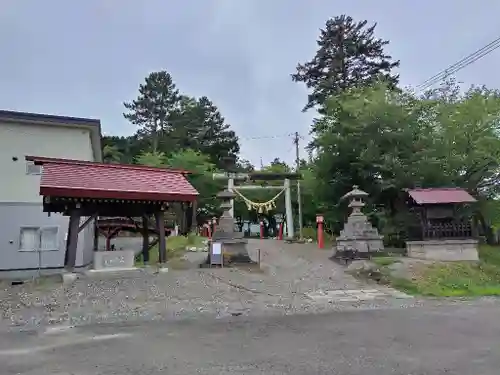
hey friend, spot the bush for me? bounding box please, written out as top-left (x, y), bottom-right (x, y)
top-left (301, 226), bottom-right (335, 244)
top-left (302, 226), bottom-right (317, 240)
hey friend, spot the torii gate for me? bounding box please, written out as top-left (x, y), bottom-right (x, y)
top-left (213, 171), bottom-right (301, 239)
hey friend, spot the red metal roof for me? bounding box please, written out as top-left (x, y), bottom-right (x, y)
top-left (26, 156), bottom-right (199, 202)
top-left (407, 188), bottom-right (476, 205)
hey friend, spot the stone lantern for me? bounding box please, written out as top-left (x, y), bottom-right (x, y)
top-left (206, 189), bottom-right (253, 265)
top-left (334, 185), bottom-right (384, 259)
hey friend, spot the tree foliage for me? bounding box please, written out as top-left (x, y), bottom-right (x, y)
top-left (123, 71), bottom-right (180, 152)
top-left (98, 13), bottom-right (500, 244)
top-left (308, 80), bottom-right (500, 241)
top-left (118, 70), bottom-right (240, 169)
top-left (292, 14), bottom-right (400, 112)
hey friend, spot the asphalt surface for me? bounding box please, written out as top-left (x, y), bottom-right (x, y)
top-left (1, 301), bottom-right (500, 374)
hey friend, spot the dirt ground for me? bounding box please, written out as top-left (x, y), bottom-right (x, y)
top-left (0, 240), bottom-right (413, 331)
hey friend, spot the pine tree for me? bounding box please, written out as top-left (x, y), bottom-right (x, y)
top-left (123, 71), bottom-right (180, 151)
top-left (168, 96), bottom-right (240, 168)
top-left (292, 15), bottom-right (400, 112)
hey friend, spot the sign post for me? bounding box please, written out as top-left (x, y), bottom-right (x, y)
top-left (210, 242), bottom-right (223, 267)
top-left (316, 214), bottom-right (324, 249)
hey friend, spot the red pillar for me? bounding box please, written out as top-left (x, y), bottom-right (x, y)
top-left (316, 215), bottom-right (324, 249)
top-left (260, 221), bottom-right (264, 239)
top-left (212, 217), bottom-right (217, 235)
top-left (278, 223), bottom-right (283, 240)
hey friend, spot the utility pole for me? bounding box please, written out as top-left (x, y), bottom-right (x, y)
top-left (293, 131), bottom-right (303, 239)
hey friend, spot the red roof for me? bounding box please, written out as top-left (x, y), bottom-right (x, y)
top-left (26, 156), bottom-right (199, 202)
top-left (407, 188), bottom-right (476, 205)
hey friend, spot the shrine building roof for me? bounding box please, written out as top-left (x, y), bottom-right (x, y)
top-left (406, 188), bottom-right (476, 205)
top-left (25, 156), bottom-right (199, 202)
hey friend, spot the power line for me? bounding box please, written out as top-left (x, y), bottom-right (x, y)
top-left (240, 133), bottom-right (291, 141)
top-left (415, 36), bottom-right (500, 90)
top-left (416, 35), bottom-right (500, 92)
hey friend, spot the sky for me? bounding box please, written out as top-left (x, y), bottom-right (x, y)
top-left (1, 0), bottom-right (500, 167)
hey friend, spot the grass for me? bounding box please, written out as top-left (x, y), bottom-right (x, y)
top-left (371, 256), bottom-right (403, 267)
top-left (369, 245), bottom-right (500, 297)
top-left (135, 233), bottom-right (206, 266)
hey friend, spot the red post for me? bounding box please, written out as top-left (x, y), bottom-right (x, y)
top-left (316, 214), bottom-right (324, 249)
top-left (260, 221), bottom-right (264, 239)
top-left (207, 221), bottom-right (212, 240)
top-left (278, 223), bottom-right (283, 240)
top-left (212, 217), bottom-right (217, 235)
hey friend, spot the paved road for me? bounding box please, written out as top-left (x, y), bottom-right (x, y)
top-left (2, 301), bottom-right (500, 374)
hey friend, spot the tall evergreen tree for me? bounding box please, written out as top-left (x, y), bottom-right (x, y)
top-left (123, 71), bottom-right (180, 151)
top-left (168, 96), bottom-right (240, 168)
top-left (292, 15), bottom-right (400, 112)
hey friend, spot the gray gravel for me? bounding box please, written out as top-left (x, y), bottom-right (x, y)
top-left (0, 240), bottom-right (441, 331)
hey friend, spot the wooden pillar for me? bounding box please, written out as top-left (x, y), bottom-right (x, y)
top-left (142, 215), bottom-right (150, 263)
top-left (93, 218), bottom-right (99, 251)
top-left (65, 209), bottom-right (81, 271)
top-left (191, 200), bottom-right (197, 233)
top-left (155, 210), bottom-right (167, 264)
top-left (105, 235), bottom-right (111, 251)
top-left (180, 202), bottom-right (188, 235)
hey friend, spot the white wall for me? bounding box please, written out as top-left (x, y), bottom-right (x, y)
top-left (0, 121), bottom-right (94, 203)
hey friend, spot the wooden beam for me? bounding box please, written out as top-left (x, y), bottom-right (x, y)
top-left (212, 172), bottom-right (249, 181)
top-left (191, 200), bottom-right (198, 232)
top-left (148, 237), bottom-right (159, 250)
top-left (93, 219), bottom-right (99, 251)
top-left (155, 210), bottom-right (167, 264)
top-left (65, 209), bottom-right (81, 271)
top-left (181, 202), bottom-right (188, 235)
top-left (141, 215), bottom-right (150, 263)
top-left (236, 185), bottom-right (284, 190)
top-left (128, 216), bottom-right (141, 232)
top-left (78, 213), bottom-right (98, 233)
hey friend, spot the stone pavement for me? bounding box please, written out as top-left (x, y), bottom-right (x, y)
top-left (0, 239), bottom-right (412, 331)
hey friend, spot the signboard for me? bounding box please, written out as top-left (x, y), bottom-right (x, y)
top-left (93, 250), bottom-right (135, 271)
top-left (210, 242), bottom-right (223, 266)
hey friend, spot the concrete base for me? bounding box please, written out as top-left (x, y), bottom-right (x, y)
top-left (406, 239), bottom-right (479, 261)
top-left (62, 272), bottom-right (79, 285)
top-left (336, 237), bottom-right (384, 255)
top-left (93, 250), bottom-right (135, 271)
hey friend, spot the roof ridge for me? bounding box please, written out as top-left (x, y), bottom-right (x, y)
top-left (408, 187), bottom-right (465, 191)
top-left (26, 156), bottom-right (190, 174)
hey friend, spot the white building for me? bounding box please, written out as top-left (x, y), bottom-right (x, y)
top-left (0, 110), bottom-right (102, 278)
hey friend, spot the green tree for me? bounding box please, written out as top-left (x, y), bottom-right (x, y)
top-left (134, 151), bottom-right (167, 167)
top-left (235, 158), bottom-right (255, 172)
top-left (123, 71), bottom-right (180, 152)
top-left (310, 80), bottom-right (500, 242)
top-left (292, 14), bottom-right (400, 112)
top-left (102, 135), bottom-right (148, 164)
top-left (168, 96), bottom-right (240, 168)
top-left (102, 144), bottom-right (123, 164)
top-left (165, 149), bottom-right (223, 220)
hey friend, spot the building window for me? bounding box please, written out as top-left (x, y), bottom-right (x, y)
top-left (19, 227), bottom-right (59, 251)
top-left (26, 161), bottom-right (42, 175)
top-left (40, 227), bottom-right (59, 250)
top-left (19, 227), bottom-right (39, 251)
